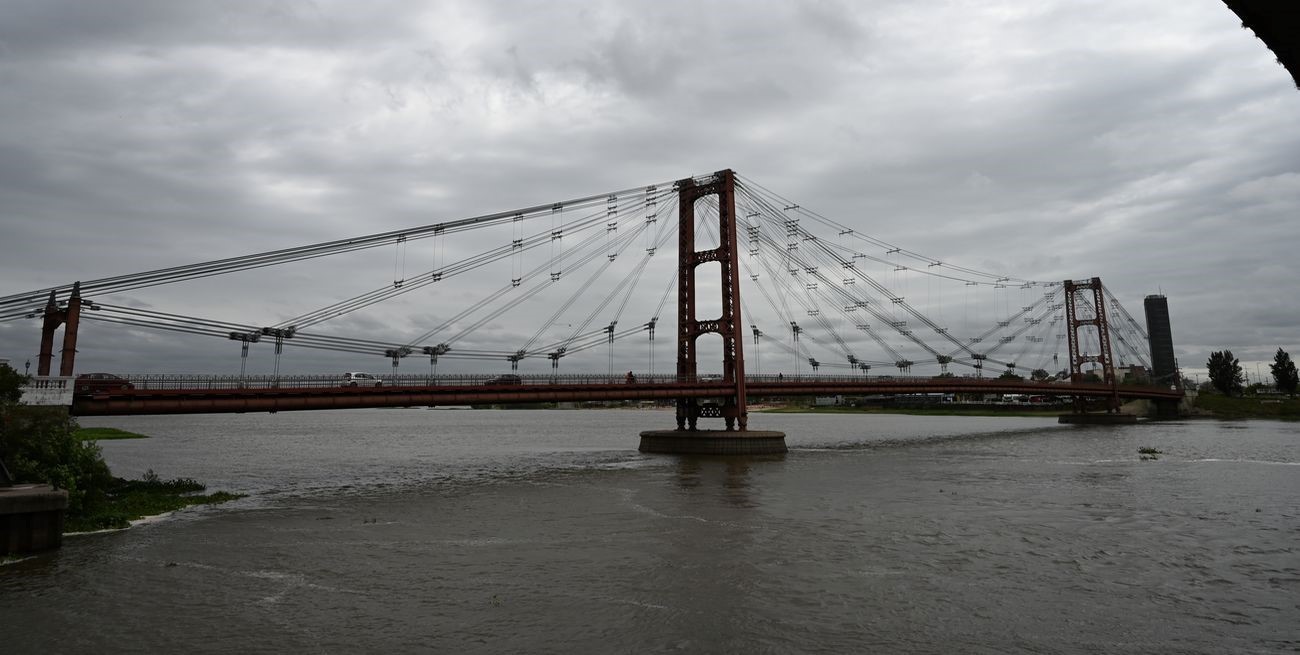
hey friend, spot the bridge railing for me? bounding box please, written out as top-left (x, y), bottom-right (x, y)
top-left (105, 372), bottom-right (745, 390)
top-left (106, 372), bottom-right (723, 391)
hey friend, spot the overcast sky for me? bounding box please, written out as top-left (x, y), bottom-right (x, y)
top-left (1, 0), bottom-right (1297, 383)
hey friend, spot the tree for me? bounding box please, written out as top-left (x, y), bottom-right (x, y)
top-left (0, 362), bottom-right (25, 403)
top-left (1206, 350), bottom-right (1245, 396)
top-left (1270, 348), bottom-right (1299, 397)
top-left (0, 363), bottom-right (20, 483)
top-left (1030, 368), bottom-right (1051, 381)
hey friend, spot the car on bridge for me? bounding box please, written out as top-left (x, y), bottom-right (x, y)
top-left (340, 372), bottom-right (383, 387)
top-left (485, 374), bottom-right (522, 386)
top-left (75, 373), bottom-right (134, 394)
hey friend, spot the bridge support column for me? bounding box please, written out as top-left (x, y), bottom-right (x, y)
top-left (642, 169), bottom-right (785, 455)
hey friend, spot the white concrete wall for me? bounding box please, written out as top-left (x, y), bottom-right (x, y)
top-left (19, 377), bottom-right (74, 407)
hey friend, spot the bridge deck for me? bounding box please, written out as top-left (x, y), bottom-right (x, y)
top-left (64, 374), bottom-right (1183, 416)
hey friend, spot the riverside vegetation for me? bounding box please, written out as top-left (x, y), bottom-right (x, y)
top-left (763, 394), bottom-right (1300, 420)
top-left (0, 363), bottom-right (240, 532)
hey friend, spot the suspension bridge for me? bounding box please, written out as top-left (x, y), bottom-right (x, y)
top-left (2, 169), bottom-right (1182, 453)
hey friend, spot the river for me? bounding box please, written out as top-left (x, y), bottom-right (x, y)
top-left (2, 409), bottom-right (1297, 653)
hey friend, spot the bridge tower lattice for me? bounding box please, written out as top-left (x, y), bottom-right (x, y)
top-left (675, 170), bottom-right (748, 431)
top-left (1063, 277), bottom-right (1120, 413)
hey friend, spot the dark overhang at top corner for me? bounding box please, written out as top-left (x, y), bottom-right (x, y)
top-left (1223, 0), bottom-right (1300, 89)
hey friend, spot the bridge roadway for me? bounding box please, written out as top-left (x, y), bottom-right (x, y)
top-left (69, 373), bottom-right (1183, 416)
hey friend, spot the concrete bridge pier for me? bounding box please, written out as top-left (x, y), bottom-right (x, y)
top-left (639, 429), bottom-right (788, 455)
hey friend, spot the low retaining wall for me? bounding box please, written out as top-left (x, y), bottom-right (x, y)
top-left (0, 484), bottom-right (69, 557)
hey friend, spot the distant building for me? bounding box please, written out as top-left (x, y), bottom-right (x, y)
top-left (1118, 365), bottom-right (1150, 384)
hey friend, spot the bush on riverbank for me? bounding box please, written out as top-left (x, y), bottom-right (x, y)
top-left (64, 470), bottom-right (243, 532)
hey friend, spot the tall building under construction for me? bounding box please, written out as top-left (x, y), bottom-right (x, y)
top-left (1144, 294), bottom-right (1181, 418)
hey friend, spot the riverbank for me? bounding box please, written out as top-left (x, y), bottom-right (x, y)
top-left (0, 399), bottom-right (242, 535)
top-left (759, 396), bottom-right (1300, 421)
top-left (69, 425), bottom-right (241, 531)
top-left (1193, 394), bottom-right (1300, 420)
top-left (65, 472), bottom-right (243, 533)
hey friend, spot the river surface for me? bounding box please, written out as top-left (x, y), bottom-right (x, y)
top-left (2, 409), bottom-right (1297, 653)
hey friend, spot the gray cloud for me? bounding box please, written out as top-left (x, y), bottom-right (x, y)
top-left (1, 0), bottom-right (1297, 382)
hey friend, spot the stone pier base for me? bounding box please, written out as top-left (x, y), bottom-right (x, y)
top-left (1, 484), bottom-right (69, 557)
top-left (639, 429), bottom-right (787, 455)
top-left (1058, 413), bottom-right (1139, 425)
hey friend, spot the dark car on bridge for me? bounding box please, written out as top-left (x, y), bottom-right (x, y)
top-left (485, 374), bottom-right (522, 386)
top-left (75, 373), bottom-right (134, 394)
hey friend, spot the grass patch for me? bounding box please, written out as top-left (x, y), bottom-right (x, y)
top-left (74, 427), bottom-right (149, 441)
top-left (65, 470), bottom-right (243, 532)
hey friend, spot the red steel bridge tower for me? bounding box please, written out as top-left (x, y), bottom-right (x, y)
top-left (673, 170), bottom-right (749, 432)
top-left (641, 169), bottom-right (787, 454)
top-left (1063, 277), bottom-right (1121, 414)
